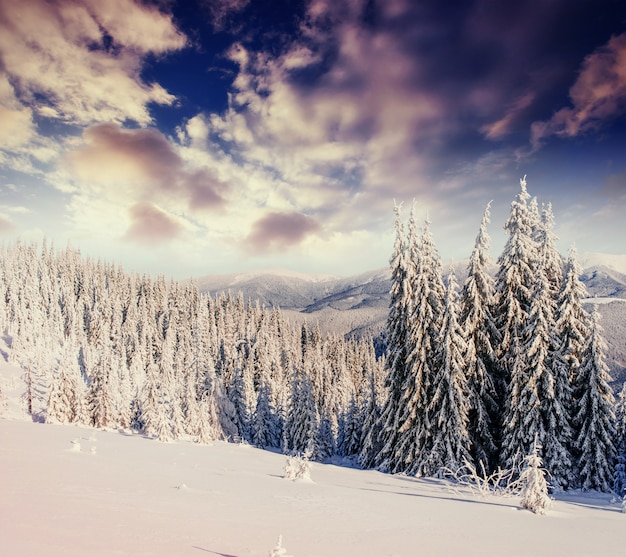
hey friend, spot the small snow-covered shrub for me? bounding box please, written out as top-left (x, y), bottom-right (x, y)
top-left (269, 535), bottom-right (293, 557)
top-left (283, 452), bottom-right (311, 481)
top-left (519, 441), bottom-right (551, 515)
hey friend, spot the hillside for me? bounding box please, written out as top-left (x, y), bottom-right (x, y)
top-left (1, 416), bottom-right (624, 557)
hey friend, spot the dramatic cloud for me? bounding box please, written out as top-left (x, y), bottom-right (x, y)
top-left (531, 33), bottom-right (626, 147)
top-left (243, 211), bottom-right (321, 254)
top-left (123, 202), bottom-right (183, 245)
top-left (0, 0), bottom-right (186, 126)
top-left (65, 124), bottom-right (227, 211)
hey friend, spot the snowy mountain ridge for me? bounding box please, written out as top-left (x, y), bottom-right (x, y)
top-left (197, 258), bottom-right (626, 386)
top-left (579, 252), bottom-right (626, 275)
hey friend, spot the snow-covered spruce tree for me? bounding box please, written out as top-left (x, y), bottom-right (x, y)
top-left (46, 337), bottom-right (87, 424)
top-left (339, 393), bottom-right (363, 458)
top-left (423, 270), bottom-right (471, 475)
top-left (196, 393), bottom-right (218, 445)
top-left (252, 380), bottom-right (280, 450)
top-left (574, 308), bottom-right (616, 492)
top-left (554, 246), bottom-right (589, 460)
top-left (614, 383), bottom-right (626, 497)
top-left (519, 437), bottom-right (551, 515)
top-left (314, 408), bottom-right (336, 461)
top-left (228, 352), bottom-right (255, 443)
top-left (141, 363), bottom-right (174, 442)
top-left (496, 177), bottom-right (539, 471)
top-left (460, 202), bottom-right (499, 472)
top-left (46, 367), bottom-right (77, 424)
top-left (397, 214), bottom-right (446, 476)
top-left (359, 365), bottom-right (385, 468)
top-left (523, 235), bottom-right (574, 488)
top-left (283, 366), bottom-right (318, 456)
top-left (374, 203), bottom-right (413, 472)
top-left (532, 203), bottom-right (574, 489)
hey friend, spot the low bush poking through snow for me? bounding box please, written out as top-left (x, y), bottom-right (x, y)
top-left (269, 535), bottom-right (293, 557)
top-left (444, 458), bottom-right (522, 498)
top-left (283, 452), bottom-right (311, 482)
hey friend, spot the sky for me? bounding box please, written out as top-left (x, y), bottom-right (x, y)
top-left (0, 0), bottom-right (625, 279)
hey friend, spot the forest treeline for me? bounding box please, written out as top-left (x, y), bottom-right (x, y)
top-left (0, 240), bottom-right (384, 459)
top-left (1, 177), bottom-right (625, 495)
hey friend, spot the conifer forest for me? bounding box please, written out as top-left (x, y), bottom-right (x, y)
top-left (1, 177), bottom-right (625, 494)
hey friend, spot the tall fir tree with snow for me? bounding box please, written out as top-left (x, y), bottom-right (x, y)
top-left (252, 380), bottom-right (280, 449)
top-left (574, 308), bottom-right (616, 491)
top-left (396, 214), bottom-right (446, 476)
top-left (496, 176), bottom-right (540, 471)
top-left (554, 245), bottom-right (589, 444)
top-left (283, 366), bottom-right (318, 456)
top-left (141, 363), bottom-right (174, 442)
top-left (423, 270), bottom-right (471, 475)
top-left (460, 203), bottom-right (499, 472)
top-left (527, 241), bottom-right (573, 489)
top-left (359, 366), bottom-right (385, 468)
top-left (375, 203), bottom-right (414, 472)
top-left (338, 394), bottom-right (361, 458)
top-left (46, 339), bottom-right (85, 425)
top-left (614, 383), bottom-right (626, 497)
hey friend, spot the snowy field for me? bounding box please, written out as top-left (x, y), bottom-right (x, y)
top-left (1, 415), bottom-right (624, 557)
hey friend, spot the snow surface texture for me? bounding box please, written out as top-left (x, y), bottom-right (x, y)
top-left (1, 416), bottom-right (625, 556)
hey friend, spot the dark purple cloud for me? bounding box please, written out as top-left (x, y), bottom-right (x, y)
top-left (243, 211), bottom-right (321, 253)
top-left (66, 123), bottom-right (228, 210)
top-left (123, 202), bottom-right (182, 245)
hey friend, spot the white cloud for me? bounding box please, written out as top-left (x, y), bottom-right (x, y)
top-left (0, 0), bottom-right (186, 127)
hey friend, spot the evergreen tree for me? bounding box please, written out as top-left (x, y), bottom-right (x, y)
top-left (526, 241), bottom-right (573, 488)
top-left (574, 309), bottom-right (616, 491)
top-left (375, 203), bottom-right (413, 471)
top-left (283, 367), bottom-right (318, 456)
top-left (339, 393), bottom-right (363, 458)
top-left (196, 394), bottom-right (218, 445)
top-left (359, 365), bottom-right (385, 468)
top-left (395, 214), bottom-right (444, 476)
top-left (554, 245), bottom-right (589, 448)
top-left (252, 380), bottom-right (279, 449)
top-left (614, 383), bottom-right (626, 498)
top-left (460, 203), bottom-right (499, 471)
top-left (315, 408), bottom-right (336, 461)
top-left (141, 363), bottom-right (173, 442)
top-left (496, 176), bottom-right (539, 470)
top-left (423, 270), bottom-right (471, 475)
top-left (46, 367), bottom-right (77, 424)
top-left (494, 176), bottom-right (536, 387)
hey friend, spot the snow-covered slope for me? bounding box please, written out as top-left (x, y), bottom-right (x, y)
top-left (1, 416), bottom-right (624, 557)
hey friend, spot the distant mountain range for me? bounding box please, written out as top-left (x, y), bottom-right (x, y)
top-left (197, 253), bottom-right (626, 386)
